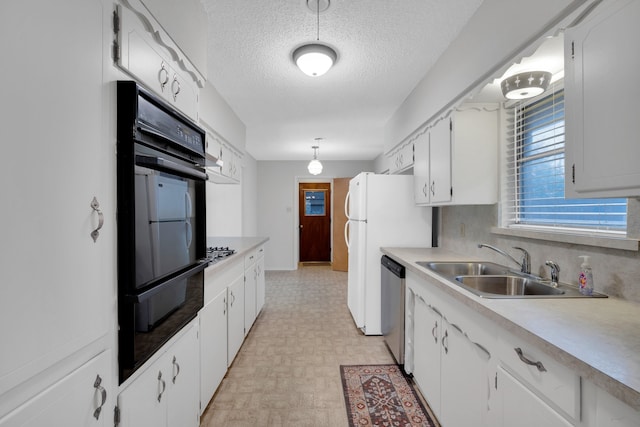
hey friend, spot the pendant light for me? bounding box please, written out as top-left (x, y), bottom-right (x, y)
top-left (501, 71), bottom-right (552, 100)
top-left (293, 0), bottom-right (337, 77)
top-left (307, 145), bottom-right (323, 175)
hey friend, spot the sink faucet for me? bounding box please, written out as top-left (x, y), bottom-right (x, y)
top-left (477, 243), bottom-right (531, 274)
top-left (545, 261), bottom-right (561, 287)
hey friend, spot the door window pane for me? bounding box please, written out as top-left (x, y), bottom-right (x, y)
top-left (305, 191), bottom-right (326, 216)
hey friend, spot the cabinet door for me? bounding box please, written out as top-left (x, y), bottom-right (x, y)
top-left (429, 118), bottom-right (452, 204)
top-left (496, 367), bottom-right (573, 427)
top-left (227, 275), bottom-right (245, 365)
top-left (0, 0), bottom-right (111, 396)
top-left (440, 321), bottom-right (490, 427)
top-left (256, 250), bottom-right (266, 314)
top-left (167, 324), bottom-right (200, 427)
top-left (0, 351), bottom-right (111, 427)
top-left (413, 131), bottom-right (430, 204)
top-left (117, 365), bottom-right (167, 427)
top-left (200, 289), bottom-right (228, 414)
top-left (244, 265), bottom-right (257, 334)
top-left (412, 294), bottom-right (441, 418)
top-left (116, 3), bottom-right (198, 120)
top-left (565, 0), bottom-right (640, 197)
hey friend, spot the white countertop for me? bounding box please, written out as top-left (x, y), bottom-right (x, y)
top-left (205, 236), bottom-right (269, 272)
top-left (381, 247), bottom-right (640, 411)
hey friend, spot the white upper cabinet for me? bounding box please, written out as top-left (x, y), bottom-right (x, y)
top-left (115, 0), bottom-right (202, 121)
top-left (0, 0), bottom-right (113, 407)
top-left (564, 0), bottom-right (640, 197)
top-left (414, 105), bottom-right (498, 206)
top-left (387, 141), bottom-right (414, 174)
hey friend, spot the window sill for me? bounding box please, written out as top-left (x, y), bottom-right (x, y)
top-left (491, 226), bottom-right (640, 252)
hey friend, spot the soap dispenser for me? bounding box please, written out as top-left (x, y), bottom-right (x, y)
top-left (578, 255), bottom-right (594, 296)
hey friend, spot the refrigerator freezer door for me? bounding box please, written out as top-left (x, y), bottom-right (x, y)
top-left (347, 219), bottom-right (367, 329)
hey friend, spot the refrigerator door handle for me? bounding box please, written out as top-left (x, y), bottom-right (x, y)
top-left (344, 191), bottom-right (351, 219)
top-left (344, 220), bottom-right (351, 250)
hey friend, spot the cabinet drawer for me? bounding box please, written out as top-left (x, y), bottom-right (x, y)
top-left (244, 250), bottom-right (257, 269)
top-left (497, 332), bottom-right (580, 419)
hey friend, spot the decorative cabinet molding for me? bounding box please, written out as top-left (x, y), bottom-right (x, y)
top-left (114, 0), bottom-right (201, 120)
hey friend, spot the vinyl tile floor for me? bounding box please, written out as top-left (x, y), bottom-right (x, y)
top-left (199, 265), bottom-right (396, 426)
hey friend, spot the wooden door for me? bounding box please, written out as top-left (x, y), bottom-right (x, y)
top-left (332, 178), bottom-right (350, 271)
top-left (299, 183), bottom-right (331, 262)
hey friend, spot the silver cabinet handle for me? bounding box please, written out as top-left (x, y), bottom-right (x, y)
top-left (442, 329), bottom-right (449, 354)
top-left (171, 75), bottom-right (180, 101)
top-left (431, 320), bottom-right (438, 343)
top-left (430, 181), bottom-right (435, 196)
top-left (172, 356), bottom-right (180, 384)
top-left (157, 371), bottom-right (166, 402)
top-left (230, 291), bottom-right (236, 306)
top-left (223, 296), bottom-right (227, 315)
top-left (93, 374), bottom-right (107, 420)
top-left (158, 61), bottom-right (169, 91)
top-left (90, 197), bottom-right (104, 243)
top-left (514, 347), bottom-right (547, 372)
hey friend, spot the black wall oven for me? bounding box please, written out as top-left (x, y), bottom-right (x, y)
top-left (117, 81), bottom-right (207, 383)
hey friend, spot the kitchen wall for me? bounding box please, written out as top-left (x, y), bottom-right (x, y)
top-left (257, 160), bottom-right (374, 270)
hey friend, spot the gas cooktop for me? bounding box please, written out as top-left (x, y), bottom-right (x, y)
top-left (206, 246), bottom-right (236, 263)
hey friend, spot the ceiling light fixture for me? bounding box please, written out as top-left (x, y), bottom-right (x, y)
top-left (501, 71), bottom-right (552, 100)
top-left (293, 0), bottom-right (337, 77)
top-left (307, 144), bottom-right (323, 175)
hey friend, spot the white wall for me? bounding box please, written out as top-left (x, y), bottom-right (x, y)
top-left (199, 81), bottom-right (246, 151)
top-left (257, 160), bottom-right (374, 270)
top-left (242, 153), bottom-right (258, 236)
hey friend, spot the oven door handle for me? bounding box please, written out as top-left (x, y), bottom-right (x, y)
top-left (125, 261), bottom-right (207, 303)
top-left (136, 154), bottom-right (207, 181)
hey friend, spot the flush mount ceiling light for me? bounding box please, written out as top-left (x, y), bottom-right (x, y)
top-left (501, 71), bottom-right (552, 100)
top-left (293, 0), bottom-right (337, 77)
top-left (307, 144), bottom-right (323, 175)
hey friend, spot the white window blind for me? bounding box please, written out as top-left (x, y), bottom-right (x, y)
top-left (502, 84), bottom-right (627, 232)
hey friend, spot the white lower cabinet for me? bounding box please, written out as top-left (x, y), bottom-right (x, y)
top-left (496, 366), bottom-right (573, 427)
top-left (408, 272), bottom-right (492, 426)
top-left (244, 250), bottom-right (258, 336)
top-left (227, 273), bottom-right (246, 366)
top-left (117, 322), bottom-right (199, 427)
top-left (199, 288), bottom-right (227, 415)
top-left (412, 291), bottom-right (441, 418)
top-left (0, 351), bottom-right (111, 427)
top-left (256, 246), bottom-right (266, 314)
top-left (494, 331), bottom-right (580, 424)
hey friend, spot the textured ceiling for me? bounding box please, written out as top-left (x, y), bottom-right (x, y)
top-left (201, 0), bottom-right (484, 161)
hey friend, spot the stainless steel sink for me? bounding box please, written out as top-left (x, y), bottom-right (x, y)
top-left (416, 261), bottom-right (512, 277)
top-left (455, 275), bottom-right (566, 297)
top-left (418, 260), bottom-right (607, 299)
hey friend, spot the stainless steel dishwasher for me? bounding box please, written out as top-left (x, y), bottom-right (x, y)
top-left (381, 255), bottom-right (406, 366)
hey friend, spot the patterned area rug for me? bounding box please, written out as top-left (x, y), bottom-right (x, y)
top-left (340, 364), bottom-right (437, 427)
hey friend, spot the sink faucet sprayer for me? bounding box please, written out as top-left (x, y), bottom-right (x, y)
top-left (477, 243), bottom-right (531, 274)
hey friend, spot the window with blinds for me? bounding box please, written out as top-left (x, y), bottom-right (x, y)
top-left (503, 84), bottom-right (627, 233)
